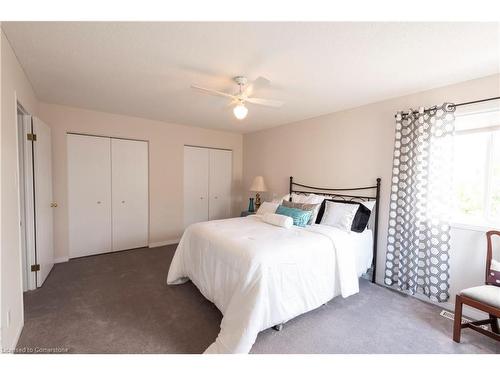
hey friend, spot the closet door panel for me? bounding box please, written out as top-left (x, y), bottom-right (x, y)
top-left (184, 146), bottom-right (209, 228)
top-left (68, 134), bottom-right (112, 258)
top-left (209, 149), bottom-right (232, 220)
top-left (111, 139), bottom-right (149, 251)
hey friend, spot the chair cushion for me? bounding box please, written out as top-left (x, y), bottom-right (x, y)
top-left (460, 285), bottom-right (500, 308)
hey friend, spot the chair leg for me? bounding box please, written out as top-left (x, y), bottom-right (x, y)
top-left (453, 295), bottom-right (463, 343)
top-left (490, 314), bottom-right (500, 334)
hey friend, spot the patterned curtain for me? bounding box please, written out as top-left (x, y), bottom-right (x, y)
top-left (384, 104), bottom-right (455, 302)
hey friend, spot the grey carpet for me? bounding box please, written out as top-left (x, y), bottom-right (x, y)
top-left (16, 245), bottom-right (499, 354)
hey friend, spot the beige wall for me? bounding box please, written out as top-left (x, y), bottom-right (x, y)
top-left (1, 29), bottom-right (39, 350)
top-left (38, 103), bottom-right (243, 261)
top-left (243, 74), bottom-right (500, 311)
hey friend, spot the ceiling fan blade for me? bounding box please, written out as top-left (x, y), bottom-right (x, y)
top-left (246, 97), bottom-right (284, 108)
top-left (191, 85), bottom-right (237, 100)
top-left (226, 98), bottom-right (239, 108)
top-left (245, 76), bottom-right (271, 97)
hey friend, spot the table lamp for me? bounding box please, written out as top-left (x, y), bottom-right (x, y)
top-left (250, 176), bottom-right (267, 211)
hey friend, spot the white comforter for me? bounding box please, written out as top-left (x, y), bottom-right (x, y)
top-left (167, 215), bottom-right (371, 354)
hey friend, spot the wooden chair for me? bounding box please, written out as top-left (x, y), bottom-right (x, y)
top-left (453, 230), bottom-right (500, 343)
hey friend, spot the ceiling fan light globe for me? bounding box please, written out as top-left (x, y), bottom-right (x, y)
top-left (233, 103), bottom-right (248, 120)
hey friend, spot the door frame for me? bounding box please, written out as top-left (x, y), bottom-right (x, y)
top-left (16, 102), bottom-right (37, 291)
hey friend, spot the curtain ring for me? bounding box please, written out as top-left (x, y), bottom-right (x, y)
top-left (428, 106), bottom-right (438, 116)
top-left (444, 103), bottom-right (456, 112)
top-left (417, 107), bottom-right (425, 123)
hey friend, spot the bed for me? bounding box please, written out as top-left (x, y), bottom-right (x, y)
top-left (167, 177), bottom-right (381, 353)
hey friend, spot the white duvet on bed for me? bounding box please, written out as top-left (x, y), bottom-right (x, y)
top-left (167, 215), bottom-right (372, 354)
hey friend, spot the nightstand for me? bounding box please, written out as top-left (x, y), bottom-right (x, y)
top-left (240, 210), bottom-right (256, 217)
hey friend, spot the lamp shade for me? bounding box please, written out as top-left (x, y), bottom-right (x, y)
top-left (250, 176), bottom-right (267, 192)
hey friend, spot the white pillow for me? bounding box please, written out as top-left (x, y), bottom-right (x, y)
top-left (279, 194), bottom-right (290, 202)
top-left (292, 193), bottom-right (310, 204)
top-left (320, 201), bottom-right (359, 231)
top-left (262, 213), bottom-right (293, 229)
top-left (306, 194), bottom-right (326, 204)
top-left (491, 259), bottom-right (500, 272)
top-left (279, 193), bottom-right (326, 223)
top-left (256, 201), bottom-right (279, 215)
top-left (280, 193), bottom-right (325, 204)
top-left (360, 201), bottom-right (376, 211)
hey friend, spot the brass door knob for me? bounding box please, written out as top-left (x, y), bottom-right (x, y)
top-left (50, 202), bottom-right (58, 208)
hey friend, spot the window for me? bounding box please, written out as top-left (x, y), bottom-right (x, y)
top-left (452, 108), bottom-right (500, 226)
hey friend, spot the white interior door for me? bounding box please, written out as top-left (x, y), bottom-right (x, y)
top-left (184, 146), bottom-right (209, 228)
top-left (209, 149), bottom-right (232, 220)
top-left (32, 117), bottom-right (54, 286)
top-left (111, 138), bottom-right (149, 251)
top-left (68, 134), bottom-right (112, 258)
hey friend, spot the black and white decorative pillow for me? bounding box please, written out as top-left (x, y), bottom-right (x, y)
top-left (319, 201), bottom-right (358, 231)
top-left (316, 199), bottom-right (374, 233)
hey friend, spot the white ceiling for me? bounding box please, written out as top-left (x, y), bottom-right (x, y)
top-left (3, 22), bottom-right (499, 133)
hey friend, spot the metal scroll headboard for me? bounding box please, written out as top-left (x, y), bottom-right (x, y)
top-left (289, 176), bottom-right (381, 283)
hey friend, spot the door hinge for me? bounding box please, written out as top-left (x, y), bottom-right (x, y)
top-left (31, 264), bottom-right (40, 272)
top-left (27, 133), bottom-right (37, 141)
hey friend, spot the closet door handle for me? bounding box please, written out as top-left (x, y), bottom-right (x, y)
top-left (121, 200), bottom-right (125, 204)
top-left (214, 196), bottom-right (218, 199)
top-left (97, 201), bottom-right (102, 204)
top-left (200, 197), bottom-right (204, 200)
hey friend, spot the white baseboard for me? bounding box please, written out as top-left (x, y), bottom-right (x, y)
top-left (148, 239), bottom-right (180, 248)
top-left (9, 321), bottom-right (24, 353)
top-left (54, 257), bottom-right (69, 264)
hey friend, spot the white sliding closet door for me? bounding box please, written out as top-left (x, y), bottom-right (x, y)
top-left (209, 149), bottom-right (232, 220)
top-left (184, 146), bottom-right (209, 227)
top-left (68, 134), bottom-right (112, 258)
top-left (111, 138), bottom-right (149, 251)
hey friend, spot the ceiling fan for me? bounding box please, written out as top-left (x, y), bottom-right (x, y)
top-left (191, 76), bottom-right (284, 120)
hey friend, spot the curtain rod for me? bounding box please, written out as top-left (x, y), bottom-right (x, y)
top-left (397, 96), bottom-right (500, 118)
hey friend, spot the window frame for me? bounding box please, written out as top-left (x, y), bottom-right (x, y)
top-left (451, 110), bottom-right (500, 231)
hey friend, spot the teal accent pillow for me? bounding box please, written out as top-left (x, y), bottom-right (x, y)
top-left (275, 205), bottom-right (312, 227)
